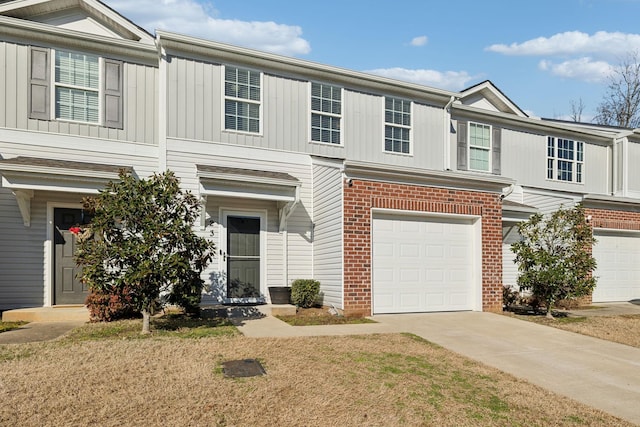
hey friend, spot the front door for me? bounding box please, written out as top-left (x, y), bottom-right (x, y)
top-left (226, 216), bottom-right (261, 298)
top-left (54, 208), bottom-right (89, 305)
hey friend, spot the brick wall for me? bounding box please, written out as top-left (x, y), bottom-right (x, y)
top-left (343, 178), bottom-right (503, 317)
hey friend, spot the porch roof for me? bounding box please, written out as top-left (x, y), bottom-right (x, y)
top-left (0, 156), bottom-right (130, 226)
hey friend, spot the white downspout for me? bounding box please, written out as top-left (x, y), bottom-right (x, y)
top-left (612, 136), bottom-right (618, 196)
top-left (443, 96), bottom-right (457, 170)
top-left (156, 37), bottom-right (168, 172)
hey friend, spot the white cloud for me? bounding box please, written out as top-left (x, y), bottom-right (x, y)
top-left (538, 57), bottom-right (614, 83)
top-left (410, 36), bottom-right (428, 47)
top-left (104, 0), bottom-right (311, 56)
top-left (486, 31), bottom-right (640, 58)
top-left (364, 67), bottom-right (475, 91)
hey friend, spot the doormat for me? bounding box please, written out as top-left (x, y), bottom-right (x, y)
top-left (222, 359), bottom-right (266, 378)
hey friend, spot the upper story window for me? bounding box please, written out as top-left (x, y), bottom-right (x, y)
top-left (55, 50), bottom-right (99, 123)
top-left (468, 122), bottom-right (491, 172)
top-left (311, 82), bottom-right (341, 144)
top-left (224, 66), bottom-right (261, 133)
top-left (28, 47), bottom-right (123, 129)
top-left (384, 97), bottom-right (411, 154)
top-left (547, 137), bottom-right (584, 183)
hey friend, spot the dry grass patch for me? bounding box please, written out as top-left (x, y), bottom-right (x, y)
top-left (0, 321), bottom-right (28, 333)
top-left (276, 307), bottom-right (376, 326)
top-left (511, 313), bottom-right (640, 348)
top-left (0, 332), bottom-right (630, 426)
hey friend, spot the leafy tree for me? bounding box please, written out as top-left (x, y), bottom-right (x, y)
top-left (511, 204), bottom-right (597, 318)
top-left (75, 170), bottom-right (215, 334)
top-left (594, 51), bottom-right (640, 128)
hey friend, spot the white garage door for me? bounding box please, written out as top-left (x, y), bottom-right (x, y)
top-left (372, 213), bottom-right (478, 314)
top-left (592, 230), bottom-right (640, 302)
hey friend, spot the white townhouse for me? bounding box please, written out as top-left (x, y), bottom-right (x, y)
top-left (0, 0), bottom-right (638, 316)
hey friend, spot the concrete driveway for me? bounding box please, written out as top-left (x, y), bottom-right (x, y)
top-left (237, 309), bottom-right (640, 425)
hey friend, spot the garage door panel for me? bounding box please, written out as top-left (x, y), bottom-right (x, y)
top-left (593, 231), bottom-right (640, 303)
top-left (372, 213), bottom-right (477, 314)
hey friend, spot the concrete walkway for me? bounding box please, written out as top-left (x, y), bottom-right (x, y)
top-left (0, 321), bottom-right (85, 344)
top-left (235, 310), bottom-right (640, 425)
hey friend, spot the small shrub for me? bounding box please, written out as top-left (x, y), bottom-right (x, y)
top-left (291, 279), bottom-right (320, 308)
top-left (503, 285), bottom-right (519, 308)
top-left (85, 286), bottom-right (140, 322)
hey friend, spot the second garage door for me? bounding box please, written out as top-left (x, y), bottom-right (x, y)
top-left (592, 230), bottom-right (640, 302)
top-left (372, 212), bottom-right (480, 314)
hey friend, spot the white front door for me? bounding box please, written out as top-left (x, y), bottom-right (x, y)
top-left (221, 212), bottom-right (266, 302)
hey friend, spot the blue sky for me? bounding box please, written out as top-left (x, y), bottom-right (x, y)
top-left (105, 0), bottom-right (640, 121)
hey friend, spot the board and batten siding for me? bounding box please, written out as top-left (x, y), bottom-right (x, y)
top-left (165, 57), bottom-right (344, 159)
top-left (0, 41), bottom-right (158, 145)
top-left (343, 92), bottom-right (444, 170)
top-left (312, 158), bottom-right (343, 308)
top-left (500, 127), bottom-right (610, 195)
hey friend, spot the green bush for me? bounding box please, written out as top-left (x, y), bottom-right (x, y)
top-left (290, 279), bottom-right (320, 308)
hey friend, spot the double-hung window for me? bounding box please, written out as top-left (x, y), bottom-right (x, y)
top-left (224, 66), bottom-right (261, 133)
top-left (384, 97), bottom-right (411, 154)
top-left (28, 47), bottom-right (123, 128)
top-left (55, 50), bottom-right (99, 123)
top-left (547, 137), bottom-right (584, 183)
top-left (469, 122), bottom-right (491, 172)
top-left (311, 82), bottom-right (341, 144)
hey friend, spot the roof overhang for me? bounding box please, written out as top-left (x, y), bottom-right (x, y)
top-left (0, 156), bottom-right (129, 226)
top-left (582, 194), bottom-right (640, 213)
top-left (344, 160), bottom-right (514, 193)
top-left (196, 165), bottom-right (301, 231)
top-left (0, 15), bottom-right (158, 64)
top-left (156, 30), bottom-right (455, 106)
top-left (502, 200), bottom-right (538, 222)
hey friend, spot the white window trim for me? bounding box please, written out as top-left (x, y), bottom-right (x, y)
top-left (468, 122), bottom-right (492, 172)
top-left (308, 81), bottom-right (344, 146)
top-left (546, 136), bottom-right (584, 184)
top-left (382, 96), bottom-right (413, 156)
top-left (221, 64), bottom-right (264, 136)
top-left (51, 48), bottom-right (103, 126)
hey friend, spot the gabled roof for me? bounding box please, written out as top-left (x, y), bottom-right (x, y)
top-left (459, 80), bottom-right (528, 118)
top-left (0, 0), bottom-right (154, 44)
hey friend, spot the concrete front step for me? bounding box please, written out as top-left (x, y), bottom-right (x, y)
top-left (2, 306), bottom-right (90, 323)
top-left (2, 304), bottom-right (297, 323)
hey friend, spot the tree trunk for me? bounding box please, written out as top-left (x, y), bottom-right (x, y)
top-left (141, 309), bottom-right (151, 334)
top-left (545, 303), bottom-right (555, 320)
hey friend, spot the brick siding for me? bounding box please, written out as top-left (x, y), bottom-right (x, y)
top-left (343, 178), bottom-right (503, 317)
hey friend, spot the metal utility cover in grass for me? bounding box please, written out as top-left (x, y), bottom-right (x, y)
top-left (222, 359), bottom-right (266, 378)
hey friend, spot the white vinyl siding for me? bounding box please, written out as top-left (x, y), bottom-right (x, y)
top-left (547, 137), bottom-right (584, 183)
top-left (311, 82), bottom-right (341, 144)
top-left (312, 159), bottom-right (344, 308)
top-left (384, 96), bottom-right (411, 154)
top-left (54, 50), bottom-right (99, 123)
top-left (469, 122), bottom-right (491, 172)
top-left (224, 66), bottom-right (261, 133)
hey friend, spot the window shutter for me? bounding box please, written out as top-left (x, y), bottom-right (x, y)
top-left (103, 59), bottom-right (123, 129)
top-left (457, 120), bottom-right (467, 171)
top-left (492, 127), bottom-right (501, 175)
top-left (29, 47), bottom-right (50, 120)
